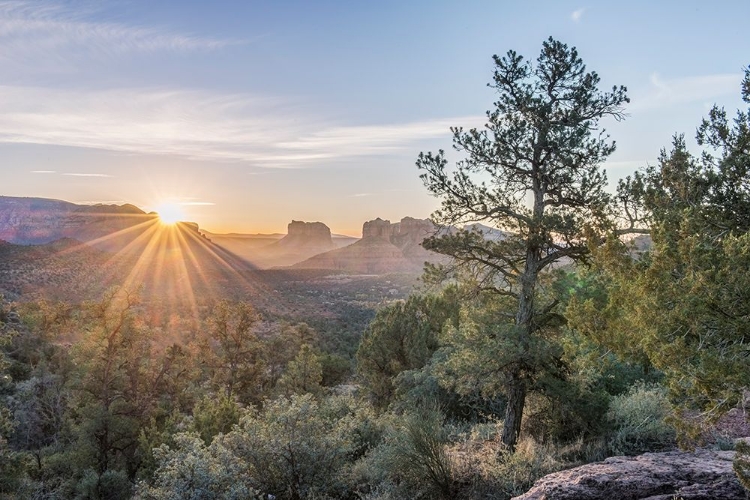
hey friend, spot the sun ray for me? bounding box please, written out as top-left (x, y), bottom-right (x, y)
top-left (38, 203), bottom-right (287, 326)
top-left (168, 226), bottom-right (201, 325)
top-left (100, 219), bottom-right (161, 271)
top-left (54, 216), bottom-right (158, 258)
top-left (119, 222), bottom-right (169, 295)
top-left (173, 224), bottom-right (215, 303)
top-left (177, 225), bottom-right (276, 302)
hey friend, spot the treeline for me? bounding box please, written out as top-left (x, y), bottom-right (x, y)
top-left (0, 38), bottom-right (749, 499)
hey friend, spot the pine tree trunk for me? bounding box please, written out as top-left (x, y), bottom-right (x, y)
top-left (501, 275), bottom-right (535, 451)
top-left (501, 371), bottom-right (527, 451)
top-left (501, 203), bottom-right (541, 451)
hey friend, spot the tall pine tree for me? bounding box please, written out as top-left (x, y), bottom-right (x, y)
top-left (417, 38), bottom-right (629, 450)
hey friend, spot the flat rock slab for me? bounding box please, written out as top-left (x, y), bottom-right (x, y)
top-left (512, 449), bottom-right (746, 500)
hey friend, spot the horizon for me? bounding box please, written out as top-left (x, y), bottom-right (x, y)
top-left (1, 1), bottom-right (748, 234)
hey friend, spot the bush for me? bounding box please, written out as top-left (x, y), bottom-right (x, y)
top-left (359, 407), bottom-right (456, 499)
top-left (135, 433), bottom-right (261, 500)
top-left (607, 382), bottom-right (675, 455)
top-left (76, 468), bottom-right (131, 500)
top-left (192, 394), bottom-right (240, 444)
top-left (521, 387), bottom-right (610, 445)
top-left (224, 393), bottom-right (377, 499)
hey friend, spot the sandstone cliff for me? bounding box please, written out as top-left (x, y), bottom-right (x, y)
top-left (249, 220), bottom-right (338, 268)
top-left (277, 221), bottom-right (334, 251)
top-left (293, 217), bottom-right (439, 274)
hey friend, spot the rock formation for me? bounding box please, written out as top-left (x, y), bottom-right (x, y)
top-left (293, 217), bottom-right (439, 274)
top-left (392, 217), bottom-right (436, 261)
top-left (248, 220), bottom-right (337, 268)
top-left (278, 221), bottom-right (333, 250)
top-left (362, 218), bottom-right (394, 240)
top-left (512, 448), bottom-right (746, 500)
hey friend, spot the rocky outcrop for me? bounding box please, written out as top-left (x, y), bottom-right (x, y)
top-left (362, 218), bottom-right (394, 240)
top-left (279, 221), bottom-right (333, 249)
top-left (249, 221), bottom-right (336, 268)
top-left (361, 217), bottom-right (436, 248)
top-left (392, 217), bottom-right (435, 261)
top-left (0, 196), bottom-right (78, 244)
top-left (512, 449), bottom-right (746, 500)
top-left (293, 217), bottom-right (439, 274)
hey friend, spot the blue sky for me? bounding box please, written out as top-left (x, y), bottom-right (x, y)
top-left (1, 0), bottom-right (748, 234)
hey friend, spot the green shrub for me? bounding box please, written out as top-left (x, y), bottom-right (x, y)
top-left (360, 407), bottom-right (456, 499)
top-left (607, 382), bottom-right (675, 455)
top-left (224, 393), bottom-right (376, 499)
top-left (135, 433), bottom-right (261, 500)
top-left (76, 468), bottom-right (131, 500)
top-left (192, 394), bottom-right (240, 444)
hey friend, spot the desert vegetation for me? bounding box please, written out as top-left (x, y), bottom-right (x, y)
top-left (1, 38), bottom-right (749, 499)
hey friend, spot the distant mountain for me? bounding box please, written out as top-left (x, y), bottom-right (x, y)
top-left (257, 221), bottom-right (335, 268)
top-left (293, 217), bottom-right (439, 274)
top-left (0, 196), bottom-right (156, 250)
top-left (206, 221), bottom-right (358, 268)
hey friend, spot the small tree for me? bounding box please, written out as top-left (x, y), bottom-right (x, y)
top-left (357, 289), bottom-right (460, 408)
top-left (277, 344), bottom-right (323, 396)
top-left (417, 38), bottom-right (628, 450)
top-left (204, 301), bottom-right (265, 403)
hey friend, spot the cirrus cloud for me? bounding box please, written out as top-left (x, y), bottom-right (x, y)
top-left (0, 84), bottom-right (479, 167)
top-left (0, 0), bottom-right (242, 65)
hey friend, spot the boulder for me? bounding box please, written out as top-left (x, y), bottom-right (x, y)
top-left (512, 449), bottom-right (746, 500)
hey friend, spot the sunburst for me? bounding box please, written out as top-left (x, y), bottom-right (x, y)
top-left (154, 202), bottom-right (186, 225)
top-left (49, 202), bottom-right (275, 332)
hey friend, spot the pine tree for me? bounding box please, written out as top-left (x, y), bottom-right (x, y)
top-left (417, 37), bottom-right (628, 450)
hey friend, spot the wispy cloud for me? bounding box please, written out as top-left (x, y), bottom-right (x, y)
top-left (0, 0), bottom-right (241, 65)
top-left (631, 72), bottom-right (742, 112)
top-left (571, 8), bottom-right (586, 22)
top-left (31, 169), bottom-right (55, 173)
top-left (63, 172), bottom-right (112, 177)
top-left (0, 85), bottom-right (477, 167)
top-left (276, 117), bottom-right (479, 158)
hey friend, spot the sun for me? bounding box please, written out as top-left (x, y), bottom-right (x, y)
top-left (154, 202), bottom-right (186, 225)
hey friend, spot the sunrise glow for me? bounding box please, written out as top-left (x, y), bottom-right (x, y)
top-left (154, 202), bottom-right (186, 225)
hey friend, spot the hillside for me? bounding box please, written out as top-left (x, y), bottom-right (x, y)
top-left (0, 222), bottom-right (259, 305)
top-left (0, 196), bottom-right (154, 249)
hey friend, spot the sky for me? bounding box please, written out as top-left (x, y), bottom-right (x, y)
top-left (0, 0), bottom-right (748, 235)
